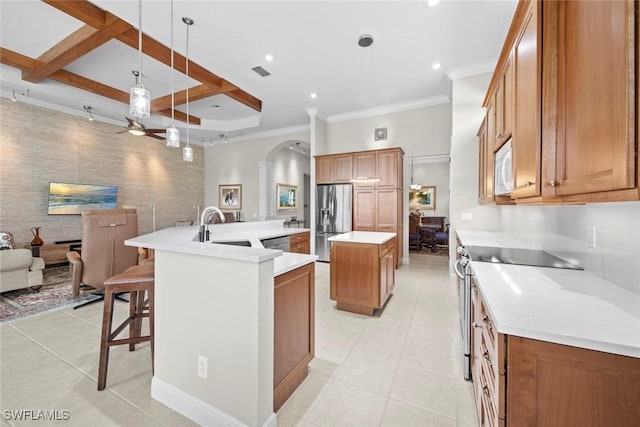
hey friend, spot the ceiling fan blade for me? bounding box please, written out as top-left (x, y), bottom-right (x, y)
top-left (146, 129), bottom-right (166, 134)
top-left (125, 117), bottom-right (144, 130)
top-left (147, 133), bottom-right (166, 140)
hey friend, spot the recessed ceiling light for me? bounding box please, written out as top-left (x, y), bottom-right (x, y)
top-left (310, 92), bottom-right (318, 99)
top-left (264, 54), bottom-right (274, 62)
top-left (432, 62), bottom-right (441, 70)
top-left (427, 0), bottom-right (440, 7)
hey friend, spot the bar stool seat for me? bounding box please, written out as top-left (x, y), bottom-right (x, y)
top-left (98, 263), bottom-right (154, 390)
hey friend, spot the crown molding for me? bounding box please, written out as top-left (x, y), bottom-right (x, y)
top-left (306, 107), bottom-right (327, 121)
top-left (412, 154), bottom-right (450, 164)
top-left (446, 59), bottom-right (497, 80)
top-left (326, 95), bottom-right (450, 123)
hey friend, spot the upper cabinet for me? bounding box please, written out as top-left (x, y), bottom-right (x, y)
top-left (353, 148), bottom-right (404, 188)
top-left (315, 153), bottom-right (353, 184)
top-left (479, 0), bottom-right (638, 205)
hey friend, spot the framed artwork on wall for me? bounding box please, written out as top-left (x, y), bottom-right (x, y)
top-left (409, 185), bottom-right (436, 211)
top-left (277, 183), bottom-right (297, 211)
top-left (219, 184), bottom-right (242, 210)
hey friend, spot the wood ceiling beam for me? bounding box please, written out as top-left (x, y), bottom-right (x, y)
top-left (23, 15), bottom-right (132, 83)
top-left (0, 48), bottom-right (201, 125)
top-left (151, 84), bottom-right (222, 112)
top-left (42, 0), bottom-right (106, 29)
top-left (42, 1), bottom-right (262, 112)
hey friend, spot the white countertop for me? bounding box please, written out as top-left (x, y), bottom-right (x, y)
top-left (328, 231), bottom-right (396, 244)
top-left (457, 229), bottom-right (640, 358)
top-left (126, 220), bottom-right (316, 276)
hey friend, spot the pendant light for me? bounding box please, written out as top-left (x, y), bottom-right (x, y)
top-left (130, 0), bottom-right (150, 118)
top-left (410, 157), bottom-right (421, 191)
top-left (165, 0), bottom-right (180, 147)
top-left (182, 16), bottom-right (194, 162)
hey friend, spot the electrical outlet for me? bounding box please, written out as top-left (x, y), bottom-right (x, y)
top-left (198, 355), bottom-right (208, 379)
top-left (588, 226), bottom-right (597, 249)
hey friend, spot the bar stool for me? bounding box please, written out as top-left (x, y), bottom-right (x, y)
top-left (97, 263), bottom-right (154, 390)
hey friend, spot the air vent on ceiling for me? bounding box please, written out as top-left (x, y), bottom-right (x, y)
top-left (251, 66), bottom-right (271, 77)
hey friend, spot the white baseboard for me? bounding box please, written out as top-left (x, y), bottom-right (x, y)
top-left (401, 256), bottom-right (410, 265)
top-left (151, 377), bottom-right (277, 427)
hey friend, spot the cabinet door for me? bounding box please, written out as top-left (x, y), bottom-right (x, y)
top-left (353, 152), bottom-right (377, 184)
top-left (376, 150), bottom-right (401, 188)
top-left (316, 156), bottom-right (334, 184)
top-left (502, 56), bottom-right (513, 145)
top-left (511, 1), bottom-right (541, 199)
top-left (375, 189), bottom-right (398, 231)
top-left (552, 0), bottom-right (635, 196)
top-left (379, 250), bottom-right (394, 306)
top-left (478, 121), bottom-right (495, 204)
top-left (494, 81), bottom-right (504, 151)
top-left (353, 189), bottom-right (375, 231)
top-left (333, 154), bottom-right (354, 182)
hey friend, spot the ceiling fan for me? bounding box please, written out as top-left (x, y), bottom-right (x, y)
top-left (117, 117), bottom-right (166, 140)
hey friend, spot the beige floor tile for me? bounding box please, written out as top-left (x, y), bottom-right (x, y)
top-left (275, 409), bottom-right (320, 427)
top-left (306, 380), bottom-right (387, 427)
top-left (381, 398), bottom-right (456, 427)
top-left (401, 337), bottom-right (463, 379)
top-left (334, 351), bottom-right (398, 395)
top-left (456, 379), bottom-right (480, 426)
top-left (350, 328), bottom-right (406, 363)
top-left (308, 357), bottom-right (339, 378)
top-left (276, 371), bottom-right (331, 419)
top-left (390, 362), bottom-right (459, 419)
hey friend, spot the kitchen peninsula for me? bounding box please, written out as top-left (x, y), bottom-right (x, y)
top-left (329, 231), bottom-right (397, 315)
top-left (126, 220), bottom-right (316, 427)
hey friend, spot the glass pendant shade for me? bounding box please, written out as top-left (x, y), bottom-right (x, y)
top-left (129, 83), bottom-right (150, 118)
top-left (166, 125), bottom-right (180, 147)
top-left (410, 183), bottom-right (422, 190)
top-left (183, 145), bottom-right (193, 162)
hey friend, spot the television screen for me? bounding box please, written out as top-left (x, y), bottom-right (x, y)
top-left (48, 182), bottom-right (118, 215)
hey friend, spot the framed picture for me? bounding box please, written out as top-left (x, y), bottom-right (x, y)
top-left (409, 185), bottom-right (436, 210)
top-left (276, 183), bottom-right (297, 211)
top-left (219, 184), bottom-right (242, 210)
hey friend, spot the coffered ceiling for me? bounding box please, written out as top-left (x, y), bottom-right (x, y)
top-left (0, 0), bottom-right (517, 145)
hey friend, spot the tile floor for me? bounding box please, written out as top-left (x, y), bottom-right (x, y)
top-left (0, 253), bottom-right (478, 427)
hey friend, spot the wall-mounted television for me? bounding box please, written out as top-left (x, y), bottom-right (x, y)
top-left (48, 182), bottom-right (118, 215)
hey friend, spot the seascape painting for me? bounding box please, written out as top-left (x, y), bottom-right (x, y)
top-left (48, 182), bottom-right (118, 215)
top-left (277, 183), bottom-right (297, 211)
top-left (409, 185), bottom-right (436, 211)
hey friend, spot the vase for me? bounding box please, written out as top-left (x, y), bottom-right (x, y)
top-left (30, 226), bottom-right (43, 246)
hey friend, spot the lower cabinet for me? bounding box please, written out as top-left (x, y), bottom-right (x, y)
top-left (273, 262), bottom-right (315, 412)
top-left (329, 237), bottom-right (396, 316)
top-left (471, 278), bottom-right (640, 427)
top-left (289, 231), bottom-right (310, 254)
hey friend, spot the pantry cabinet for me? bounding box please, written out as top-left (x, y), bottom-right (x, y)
top-left (353, 148), bottom-right (403, 188)
top-left (479, 0), bottom-right (639, 205)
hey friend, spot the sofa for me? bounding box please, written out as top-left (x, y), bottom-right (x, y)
top-left (0, 249), bottom-right (46, 293)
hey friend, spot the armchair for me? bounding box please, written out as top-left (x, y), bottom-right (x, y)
top-left (68, 209), bottom-right (140, 307)
top-left (0, 248), bottom-right (45, 293)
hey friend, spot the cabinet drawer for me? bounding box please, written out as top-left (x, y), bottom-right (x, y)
top-left (290, 232), bottom-right (310, 245)
top-left (290, 241), bottom-right (310, 254)
top-left (379, 238), bottom-right (395, 257)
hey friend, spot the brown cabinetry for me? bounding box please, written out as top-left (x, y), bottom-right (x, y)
top-left (353, 148), bottom-right (403, 188)
top-left (315, 153), bottom-right (353, 184)
top-left (289, 231), bottom-right (310, 254)
top-left (477, 119), bottom-right (494, 205)
top-left (471, 276), bottom-right (640, 427)
top-left (481, 0), bottom-right (639, 205)
top-left (329, 236), bottom-right (396, 316)
top-left (273, 262), bottom-right (315, 412)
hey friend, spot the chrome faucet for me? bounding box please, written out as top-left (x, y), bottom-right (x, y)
top-left (199, 206), bottom-right (225, 242)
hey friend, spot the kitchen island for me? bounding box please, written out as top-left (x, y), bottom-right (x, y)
top-left (328, 231), bottom-right (396, 315)
top-left (125, 220), bottom-right (316, 427)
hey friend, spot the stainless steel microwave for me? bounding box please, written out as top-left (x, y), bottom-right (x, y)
top-left (494, 139), bottom-right (513, 196)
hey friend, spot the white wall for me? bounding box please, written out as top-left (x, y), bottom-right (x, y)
top-left (411, 160), bottom-right (450, 220)
top-left (204, 131), bottom-right (308, 221)
top-left (449, 72), bottom-right (502, 256)
top-left (271, 149), bottom-right (310, 221)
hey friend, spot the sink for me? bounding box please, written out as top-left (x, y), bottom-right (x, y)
top-left (210, 240), bottom-right (252, 247)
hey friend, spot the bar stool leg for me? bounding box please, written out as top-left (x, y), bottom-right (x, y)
top-left (98, 287), bottom-right (115, 391)
top-left (128, 290), bottom-right (137, 351)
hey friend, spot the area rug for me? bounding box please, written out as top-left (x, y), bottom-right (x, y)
top-left (0, 266), bottom-right (100, 323)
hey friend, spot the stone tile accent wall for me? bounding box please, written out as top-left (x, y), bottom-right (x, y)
top-left (0, 99), bottom-right (204, 246)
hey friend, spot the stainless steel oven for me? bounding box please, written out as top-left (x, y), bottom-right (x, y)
top-left (453, 246), bottom-right (472, 381)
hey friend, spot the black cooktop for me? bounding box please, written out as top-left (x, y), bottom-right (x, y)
top-left (465, 246), bottom-right (583, 270)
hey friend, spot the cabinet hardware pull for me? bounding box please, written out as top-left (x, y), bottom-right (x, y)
top-left (473, 322), bottom-right (483, 329)
top-left (496, 133), bottom-right (502, 139)
top-left (549, 180), bottom-right (558, 187)
top-left (483, 351), bottom-right (492, 365)
top-left (524, 180), bottom-right (534, 187)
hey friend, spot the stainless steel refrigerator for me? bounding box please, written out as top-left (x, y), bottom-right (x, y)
top-left (315, 184), bottom-right (352, 262)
